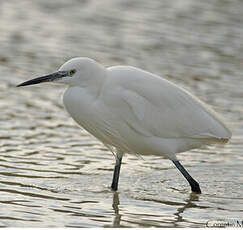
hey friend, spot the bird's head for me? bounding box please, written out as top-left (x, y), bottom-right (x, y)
top-left (17, 57), bottom-right (105, 88)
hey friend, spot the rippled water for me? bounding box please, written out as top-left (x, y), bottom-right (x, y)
top-left (0, 0), bottom-right (242, 227)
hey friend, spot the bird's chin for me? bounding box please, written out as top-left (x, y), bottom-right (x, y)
top-left (55, 77), bottom-right (71, 85)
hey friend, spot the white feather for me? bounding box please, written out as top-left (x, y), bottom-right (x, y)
top-left (60, 58), bottom-right (231, 160)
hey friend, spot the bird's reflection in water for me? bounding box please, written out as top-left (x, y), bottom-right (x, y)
top-left (173, 193), bottom-right (200, 226)
top-left (109, 191), bottom-right (200, 228)
top-left (112, 192), bottom-right (121, 227)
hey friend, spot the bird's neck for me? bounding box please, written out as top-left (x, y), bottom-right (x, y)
top-left (82, 65), bottom-right (107, 98)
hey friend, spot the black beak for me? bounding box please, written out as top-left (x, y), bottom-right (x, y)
top-left (17, 71), bottom-right (69, 87)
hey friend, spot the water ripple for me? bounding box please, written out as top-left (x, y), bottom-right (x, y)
top-left (0, 0), bottom-right (242, 227)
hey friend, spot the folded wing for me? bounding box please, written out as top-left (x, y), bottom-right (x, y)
top-left (105, 67), bottom-right (231, 143)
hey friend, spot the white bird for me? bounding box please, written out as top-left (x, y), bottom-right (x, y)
top-left (17, 57), bottom-right (232, 193)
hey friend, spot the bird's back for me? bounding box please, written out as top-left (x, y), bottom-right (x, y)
top-left (103, 66), bottom-right (231, 155)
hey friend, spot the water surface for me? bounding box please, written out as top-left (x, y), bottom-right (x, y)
top-left (0, 0), bottom-right (242, 227)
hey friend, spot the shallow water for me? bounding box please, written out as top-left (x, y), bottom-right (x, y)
top-left (0, 0), bottom-right (242, 227)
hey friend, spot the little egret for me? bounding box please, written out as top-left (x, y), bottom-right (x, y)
top-left (17, 57), bottom-right (232, 193)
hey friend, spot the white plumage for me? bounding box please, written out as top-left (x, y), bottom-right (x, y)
top-left (62, 60), bottom-right (231, 160)
top-left (17, 57), bottom-right (232, 193)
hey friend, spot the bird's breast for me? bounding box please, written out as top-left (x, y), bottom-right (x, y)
top-left (63, 87), bottom-right (120, 147)
top-left (63, 87), bottom-right (100, 128)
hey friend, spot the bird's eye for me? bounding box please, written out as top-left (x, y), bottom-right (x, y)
top-left (69, 69), bottom-right (76, 75)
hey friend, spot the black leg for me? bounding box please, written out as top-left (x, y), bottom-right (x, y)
top-left (172, 160), bottom-right (201, 194)
top-left (111, 154), bottom-right (122, 191)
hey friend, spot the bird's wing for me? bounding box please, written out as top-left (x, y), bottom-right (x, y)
top-left (104, 67), bottom-right (231, 141)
